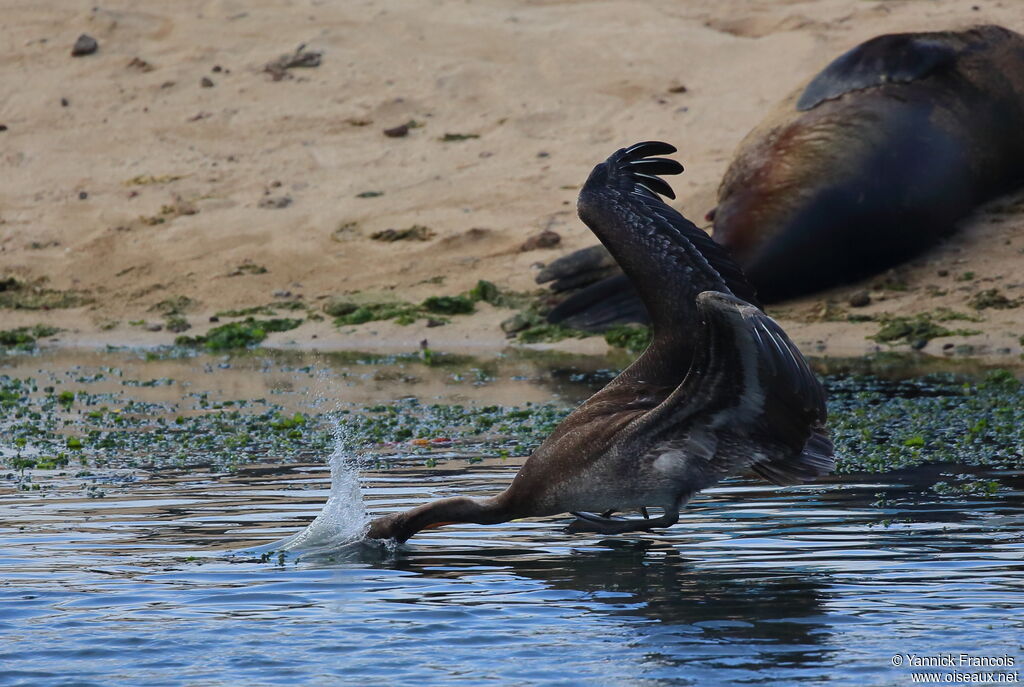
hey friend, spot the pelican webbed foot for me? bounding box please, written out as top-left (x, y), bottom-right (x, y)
top-left (565, 509), bottom-right (678, 535)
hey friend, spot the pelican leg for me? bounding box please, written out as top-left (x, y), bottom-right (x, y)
top-left (565, 509), bottom-right (678, 534)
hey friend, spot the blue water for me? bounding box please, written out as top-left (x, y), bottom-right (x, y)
top-left (2, 353), bottom-right (1022, 686)
top-left (4, 460), bottom-right (1022, 686)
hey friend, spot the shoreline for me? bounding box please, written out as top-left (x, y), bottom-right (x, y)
top-left (4, 322), bottom-right (1023, 378)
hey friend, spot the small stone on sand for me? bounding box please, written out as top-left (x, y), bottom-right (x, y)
top-left (258, 195), bottom-right (292, 209)
top-left (264, 45), bottom-right (322, 80)
top-left (520, 230), bottom-right (561, 251)
top-left (848, 290), bottom-right (871, 308)
top-left (127, 57), bottom-right (154, 72)
top-left (371, 225), bottom-right (434, 242)
top-left (71, 34), bottom-right (98, 57)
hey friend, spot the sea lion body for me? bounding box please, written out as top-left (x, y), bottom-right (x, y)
top-left (714, 25), bottom-right (1024, 302)
top-left (539, 26), bottom-right (1024, 328)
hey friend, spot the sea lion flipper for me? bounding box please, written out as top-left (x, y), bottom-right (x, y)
top-left (546, 274), bottom-right (648, 330)
top-left (796, 34), bottom-right (959, 111)
top-left (535, 245), bottom-right (617, 285)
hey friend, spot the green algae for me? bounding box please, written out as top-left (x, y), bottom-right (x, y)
top-left (604, 324), bottom-right (652, 353)
top-left (369, 225), bottom-right (433, 241)
top-left (421, 295), bottom-right (475, 315)
top-left (0, 282), bottom-right (89, 310)
top-left (494, 296), bottom-right (594, 344)
top-left (516, 323), bottom-right (590, 344)
top-left (0, 362), bottom-right (564, 480)
top-left (826, 370), bottom-right (1023, 474)
top-left (331, 281), bottom-right (528, 328)
top-left (150, 296), bottom-right (195, 316)
top-left (468, 280), bottom-right (501, 304)
top-left (931, 476), bottom-right (1002, 497)
top-left (165, 316), bottom-right (191, 333)
top-left (216, 301), bottom-right (307, 318)
top-left (440, 133), bottom-right (479, 142)
top-left (333, 302), bottom-right (420, 326)
top-left (176, 318), bottom-right (302, 350)
top-left (468, 280), bottom-right (533, 309)
top-left (3, 354), bottom-right (1024, 502)
top-left (870, 313), bottom-right (981, 345)
top-left (321, 300), bottom-right (358, 318)
top-left (968, 288), bottom-right (1020, 310)
top-left (217, 306), bottom-right (277, 317)
top-left (0, 325), bottom-right (60, 348)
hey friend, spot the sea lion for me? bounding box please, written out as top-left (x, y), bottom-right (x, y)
top-left (714, 24), bottom-right (1024, 302)
top-left (540, 25), bottom-right (1024, 328)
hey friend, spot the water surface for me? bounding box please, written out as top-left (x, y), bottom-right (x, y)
top-left (2, 349), bottom-right (1022, 686)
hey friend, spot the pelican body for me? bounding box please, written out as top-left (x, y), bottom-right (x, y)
top-left (366, 142), bottom-right (833, 543)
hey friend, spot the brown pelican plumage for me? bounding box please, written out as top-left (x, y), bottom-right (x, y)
top-left (366, 142), bottom-right (833, 543)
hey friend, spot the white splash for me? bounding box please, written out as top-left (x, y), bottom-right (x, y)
top-left (266, 418), bottom-right (370, 555)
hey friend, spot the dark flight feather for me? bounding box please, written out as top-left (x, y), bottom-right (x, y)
top-left (575, 141), bottom-right (761, 323)
top-left (622, 140), bottom-right (678, 158)
top-left (628, 158), bottom-right (685, 176)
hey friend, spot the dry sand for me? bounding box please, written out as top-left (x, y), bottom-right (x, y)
top-left (2, 0), bottom-right (1023, 361)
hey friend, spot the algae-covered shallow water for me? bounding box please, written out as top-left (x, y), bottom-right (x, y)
top-left (2, 348), bottom-right (1023, 686)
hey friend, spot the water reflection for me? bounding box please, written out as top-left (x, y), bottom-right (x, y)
top-left (401, 539), bottom-right (830, 638)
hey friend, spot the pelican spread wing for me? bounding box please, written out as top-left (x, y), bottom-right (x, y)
top-left (635, 291), bottom-right (834, 486)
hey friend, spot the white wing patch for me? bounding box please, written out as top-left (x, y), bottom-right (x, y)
top-left (652, 431), bottom-right (717, 476)
top-left (652, 450), bottom-right (688, 474)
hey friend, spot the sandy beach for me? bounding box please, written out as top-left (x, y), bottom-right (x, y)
top-left (2, 0), bottom-right (1023, 361)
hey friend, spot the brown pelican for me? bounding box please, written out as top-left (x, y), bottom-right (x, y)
top-left (366, 142), bottom-right (833, 543)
